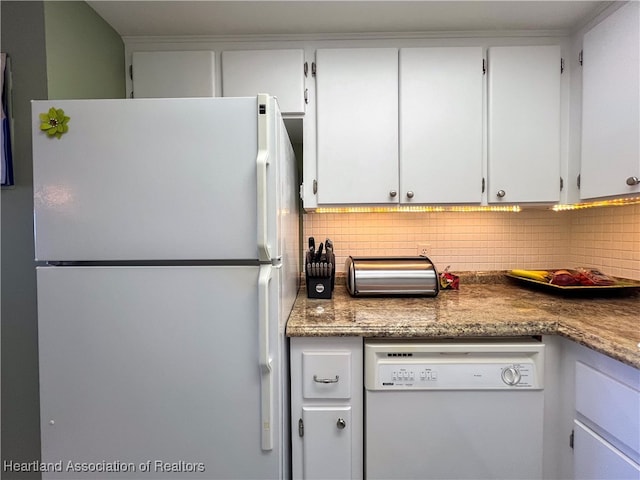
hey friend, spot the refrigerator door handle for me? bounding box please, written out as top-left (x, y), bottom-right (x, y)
top-left (257, 93), bottom-right (271, 263)
top-left (258, 264), bottom-right (274, 451)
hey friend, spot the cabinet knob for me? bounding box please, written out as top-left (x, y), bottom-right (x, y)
top-left (336, 418), bottom-right (346, 430)
top-left (497, 190), bottom-right (506, 198)
top-left (626, 176), bottom-right (640, 186)
top-left (406, 191), bottom-right (414, 199)
top-left (389, 190), bottom-right (397, 198)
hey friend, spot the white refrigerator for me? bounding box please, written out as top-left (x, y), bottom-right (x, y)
top-left (31, 95), bottom-right (299, 479)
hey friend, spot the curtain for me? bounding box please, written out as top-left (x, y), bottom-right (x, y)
top-left (1, 52), bottom-right (14, 186)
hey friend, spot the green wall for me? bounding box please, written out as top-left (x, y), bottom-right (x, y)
top-left (1, 3), bottom-right (125, 478)
top-left (1, 3), bottom-right (48, 477)
top-left (0, 0), bottom-right (47, 479)
top-left (44, 1), bottom-right (125, 99)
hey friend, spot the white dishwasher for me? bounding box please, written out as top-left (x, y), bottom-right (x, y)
top-left (365, 338), bottom-right (545, 480)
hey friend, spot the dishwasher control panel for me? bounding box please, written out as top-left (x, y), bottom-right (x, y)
top-left (376, 362), bottom-right (537, 389)
top-left (365, 338), bottom-right (544, 391)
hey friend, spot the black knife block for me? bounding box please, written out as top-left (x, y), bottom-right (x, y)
top-left (305, 251), bottom-right (335, 299)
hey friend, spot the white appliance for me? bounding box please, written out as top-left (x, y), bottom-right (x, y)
top-left (365, 338), bottom-right (545, 480)
top-left (31, 95), bottom-right (299, 479)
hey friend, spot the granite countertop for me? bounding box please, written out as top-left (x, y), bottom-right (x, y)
top-left (286, 274), bottom-right (640, 369)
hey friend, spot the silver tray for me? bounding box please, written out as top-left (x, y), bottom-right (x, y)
top-left (506, 273), bottom-right (640, 296)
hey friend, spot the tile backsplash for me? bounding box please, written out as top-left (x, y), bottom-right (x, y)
top-left (567, 204), bottom-right (640, 281)
top-left (303, 204), bottom-right (640, 281)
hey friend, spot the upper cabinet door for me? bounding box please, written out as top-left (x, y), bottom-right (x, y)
top-left (581, 2), bottom-right (640, 200)
top-left (222, 49), bottom-right (306, 115)
top-left (131, 51), bottom-right (216, 98)
top-left (399, 47), bottom-right (484, 204)
top-left (316, 48), bottom-right (399, 205)
top-left (487, 46), bottom-right (561, 204)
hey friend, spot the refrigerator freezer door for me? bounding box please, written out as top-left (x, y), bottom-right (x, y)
top-left (32, 97), bottom-right (283, 262)
top-left (37, 265), bottom-right (285, 479)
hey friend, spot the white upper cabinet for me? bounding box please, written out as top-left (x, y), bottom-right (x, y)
top-left (315, 48), bottom-right (399, 205)
top-left (399, 47), bottom-right (484, 204)
top-left (131, 51), bottom-right (216, 98)
top-left (487, 45), bottom-right (561, 203)
top-left (580, 1), bottom-right (640, 200)
top-left (222, 49), bottom-right (306, 115)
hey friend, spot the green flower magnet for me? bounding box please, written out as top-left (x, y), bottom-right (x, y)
top-left (39, 107), bottom-right (70, 139)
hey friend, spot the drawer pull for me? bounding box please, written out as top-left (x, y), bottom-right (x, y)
top-left (313, 374), bottom-right (339, 384)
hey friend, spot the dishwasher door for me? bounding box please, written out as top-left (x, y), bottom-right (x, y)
top-left (364, 338), bottom-right (545, 480)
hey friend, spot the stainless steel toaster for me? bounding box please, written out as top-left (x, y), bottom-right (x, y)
top-left (345, 256), bottom-right (439, 296)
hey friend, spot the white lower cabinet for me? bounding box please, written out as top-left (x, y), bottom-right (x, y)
top-left (302, 407), bottom-right (353, 479)
top-left (291, 336), bottom-right (363, 480)
top-left (573, 361), bottom-right (640, 479)
top-left (574, 420), bottom-right (640, 480)
top-left (550, 337), bottom-right (640, 480)
top-left (290, 335), bottom-right (639, 480)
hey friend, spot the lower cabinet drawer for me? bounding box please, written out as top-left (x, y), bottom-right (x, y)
top-left (574, 420), bottom-right (640, 480)
top-left (575, 361), bottom-right (640, 457)
top-left (302, 351), bottom-right (352, 399)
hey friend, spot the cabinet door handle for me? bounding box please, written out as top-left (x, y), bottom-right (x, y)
top-left (389, 190), bottom-right (397, 198)
top-left (313, 375), bottom-right (339, 384)
top-left (497, 190), bottom-right (506, 198)
top-left (626, 176), bottom-right (640, 186)
top-left (336, 418), bottom-right (346, 430)
top-left (406, 191), bottom-right (414, 199)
